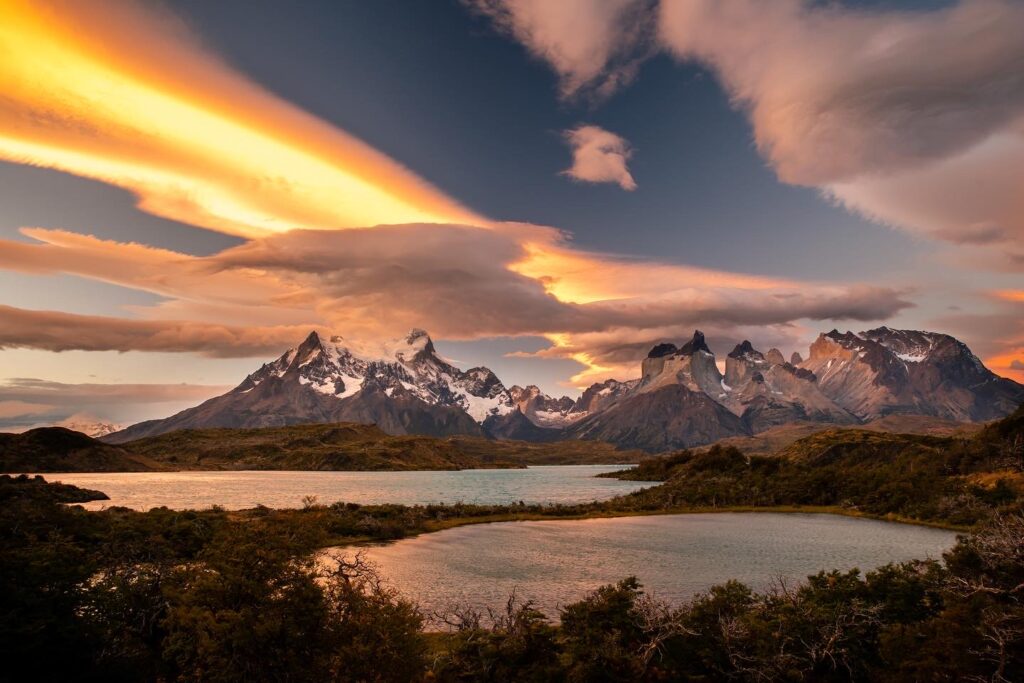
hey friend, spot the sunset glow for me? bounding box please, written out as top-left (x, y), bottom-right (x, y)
top-left (0, 0), bottom-right (481, 237)
top-left (0, 0), bottom-right (1020, 427)
top-left (510, 239), bottom-right (790, 305)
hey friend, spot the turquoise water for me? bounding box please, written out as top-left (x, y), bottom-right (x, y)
top-left (41, 465), bottom-right (650, 510)
top-left (353, 513), bottom-right (959, 619)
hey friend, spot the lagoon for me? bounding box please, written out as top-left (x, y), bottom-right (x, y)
top-left (354, 512), bottom-right (959, 619)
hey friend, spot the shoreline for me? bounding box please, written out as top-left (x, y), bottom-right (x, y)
top-left (332, 503), bottom-right (971, 549)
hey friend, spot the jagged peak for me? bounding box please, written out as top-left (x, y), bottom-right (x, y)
top-left (300, 330), bottom-right (324, 346)
top-left (647, 342), bottom-right (678, 358)
top-left (728, 340), bottom-right (762, 359)
top-left (861, 326), bottom-right (948, 344)
top-left (791, 351), bottom-right (804, 365)
top-left (765, 348), bottom-right (786, 365)
top-left (679, 330), bottom-right (712, 356)
top-left (291, 330), bottom-right (329, 364)
top-left (403, 328), bottom-right (435, 355)
top-left (821, 329), bottom-right (865, 346)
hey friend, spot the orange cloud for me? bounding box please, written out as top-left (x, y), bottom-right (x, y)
top-left (0, 0), bottom-right (482, 237)
top-left (0, 400), bottom-right (54, 419)
top-left (0, 224), bottom-right (914, 386)
top-left (985, 351), bottom-right (1024, 383)
top-left (510, 235), bottom-right (791, 304)
top-left (0, 304), bottom-right (314, 357)
top-left (0, 0), bottom-right (923, 389)
top-left (994, 290), bottom-right (1024, 303)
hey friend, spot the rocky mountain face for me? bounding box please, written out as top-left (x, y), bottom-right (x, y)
top-left (562, 331), bottom-right (855, 449)
top-left (507, 385), bottom-right (576, 427)
top-left (803, 327), bottom-right (1024, 421)
top-left (106, 330), bottom-right (577, 443)
top-left (722, 340), bottom-right (856, 432)
top-left (563, 326), bottom-right (1020, 451)
top-left (637, 331), bottom-right (725, 398)
top-left (106, 326), bottom-right (1024, 453)
top-left (568, 378), bottom-right (639, 419)
top-left (566, 384), bottom-right (748, 452)
top-left (52, 417), bottom-right (124, 438)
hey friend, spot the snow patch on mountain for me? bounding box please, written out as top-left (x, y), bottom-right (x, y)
top-left (234, 329), bottom-right (581, 428)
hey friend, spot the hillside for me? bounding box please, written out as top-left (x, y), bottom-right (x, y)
top-left (605, 403), bottom-right (1024, 527)
top-left (0, 428), bottom-right (168, 473)
top-left (122, 422), bottom-right (644, 471)
top-left (705, 414), bottom-right (980, 457)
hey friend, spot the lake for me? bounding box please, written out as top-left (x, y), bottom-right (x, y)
top-left (40, 465), bottom-right (651, 510)
top-left (350, 513), bottom-right (959, 620)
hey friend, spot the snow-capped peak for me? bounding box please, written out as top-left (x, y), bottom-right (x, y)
top-left (235, 329), bottom-right (536, 424)
top-left (53, 415), bottom-right (125, 438)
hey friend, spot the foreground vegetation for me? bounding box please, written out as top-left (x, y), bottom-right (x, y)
top-left (604, 405), bottom-right (1024, 528)
top-left (3, 406), bottom-right (1023, 680)
top-left (2, 471), bottom-right (1022, 682)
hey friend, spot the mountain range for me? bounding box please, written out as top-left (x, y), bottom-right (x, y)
top-left (104, 327), bottom-right (1024, 452)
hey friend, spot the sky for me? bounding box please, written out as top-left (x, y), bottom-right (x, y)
top-left (0, 0), bottom-right (1022, 429)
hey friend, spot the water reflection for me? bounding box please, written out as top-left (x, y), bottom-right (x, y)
top-left (39, 465), bottom-right (650, 510)
top-left (354, 513), bottom-right (958, 619)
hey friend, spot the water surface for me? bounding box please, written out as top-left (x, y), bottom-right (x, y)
top-left (354, 513), bottom-right (958, 619)
top-left (41, 465), bottom-right (649, 510)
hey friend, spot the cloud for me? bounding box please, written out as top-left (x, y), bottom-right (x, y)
top-left (0, 223), bottom-right (912, 385)
top-left (930, 290), bottom-right (1024, 382)
top-left (0, 0), bottom-right (933, 389)
top-left (0, 0), bottom-right (481, 237)
top-left (466, 0), bottom-right (655, 99)
top-left (469, 0), bottom-right (1024, 257)
top-left (561, 125), bottom-right (638, 190)
top-left (657, 0), bottom-right (1024, 255)
top-left (0, 305), bottom-right (312, 357)
top-left (0, 377), bottom-right (230, 406)
top-left (0, 378), bottom-right (231, 431)
top-left (0, 400), bottom-right (54, 419)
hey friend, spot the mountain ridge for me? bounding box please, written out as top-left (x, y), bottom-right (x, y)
top-left (104, 326), bottom-right (1024, 452)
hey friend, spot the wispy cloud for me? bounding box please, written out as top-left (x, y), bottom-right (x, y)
top-left (0, 305), bottom-right (312, 357)
top-left (0, 400), bottom-right (54, 419)
top-left (0, 224), bottom-right (912, 385)
top-left (561, 125), bottom-right (637, 190)
top-left (0, 378), bottom-right (231, 430)
top-left (932, 289), bottom-right (1024, 383)
top-left (0, 0), bottom-right (481, 237)
top-left (0, 0), bottom-right (951, 389)
top-left (0, 377), bottom-right (230, 406)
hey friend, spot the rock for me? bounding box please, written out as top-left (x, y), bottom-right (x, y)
top-left (566, 384), bottom-right (750, 452)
